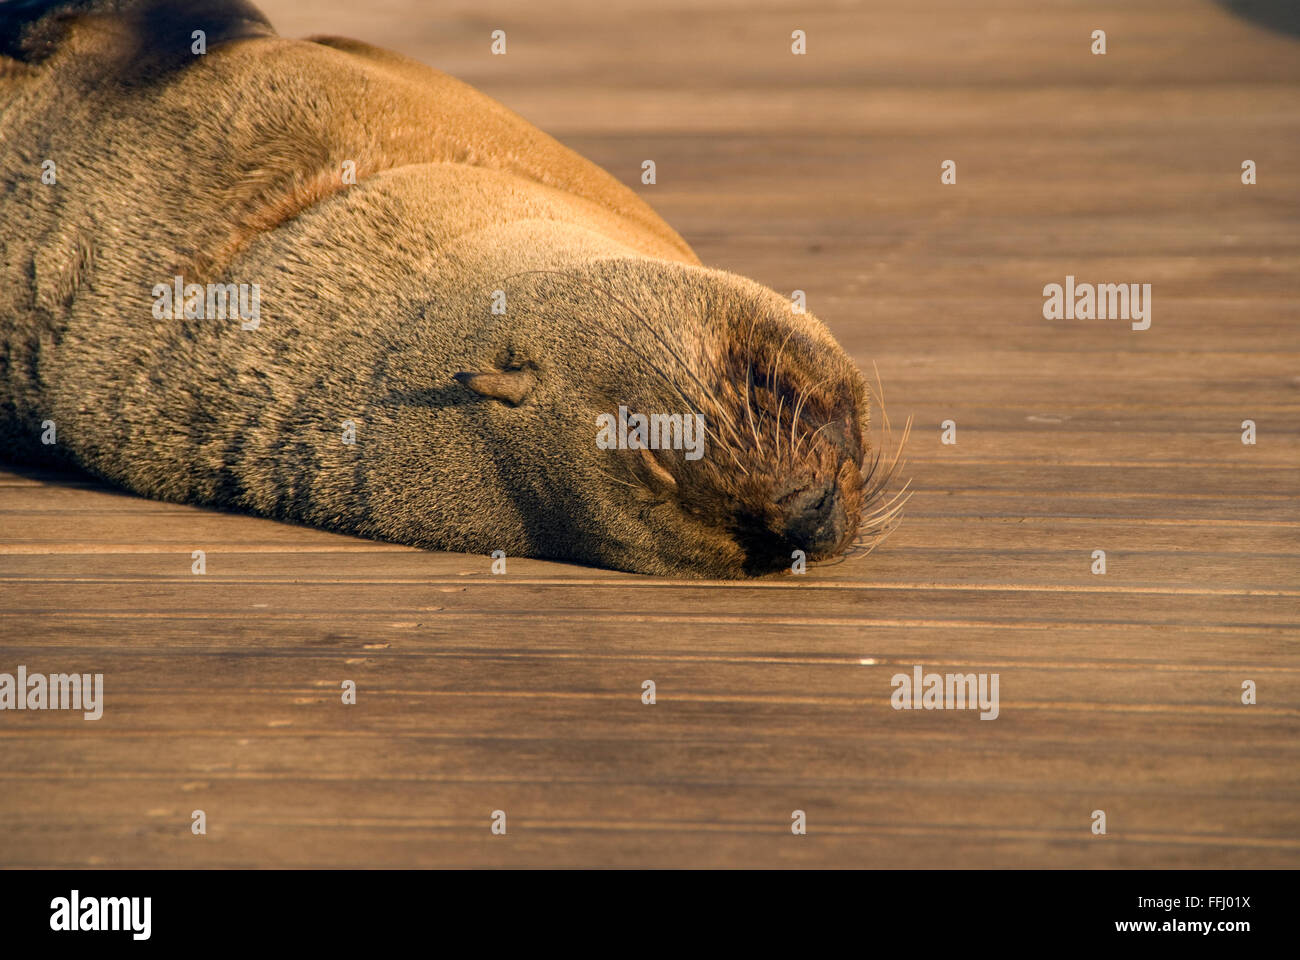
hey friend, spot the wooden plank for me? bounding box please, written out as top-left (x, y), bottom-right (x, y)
top-left (1, 0), bottom-right (1297, 868)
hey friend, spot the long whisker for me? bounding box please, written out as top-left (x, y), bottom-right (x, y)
top-left (589, 283), bottom-right (744, 444)
top-left (791, 371), bottom-right (849, 459)
top-left (499, 268), bottom-right (750, 476)
top-left (742, 315), bottom-right (764, 454)
top-left (764, 326), bottom-right (799, 463)
top-left (593, 465), bottom-right (645, 490)
top-left (773, 394), bottom-right (785, 462)
top-left (573, 274), bottom-right (746, 452)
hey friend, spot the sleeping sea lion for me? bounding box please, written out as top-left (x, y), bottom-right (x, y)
top-left (0, 0), bottom-right (903, 577)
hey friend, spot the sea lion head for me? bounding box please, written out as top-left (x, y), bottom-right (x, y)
top-left (443, 253), bottom-right (901, 578)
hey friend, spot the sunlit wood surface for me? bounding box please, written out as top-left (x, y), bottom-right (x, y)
top-left (1, 0), bottom-right (1297, 867)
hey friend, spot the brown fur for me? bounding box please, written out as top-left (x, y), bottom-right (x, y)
top-left (0, 0), bottom-right (900, 577)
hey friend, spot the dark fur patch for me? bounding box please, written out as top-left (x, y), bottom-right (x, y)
top-left (0, 0), bottom-right (274, 69)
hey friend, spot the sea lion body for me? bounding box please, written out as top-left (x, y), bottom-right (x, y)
top-left (0, 0), bottom-right (883, 577)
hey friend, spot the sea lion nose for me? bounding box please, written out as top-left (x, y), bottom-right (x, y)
top-left (782, 481), bottom-right (848, 556)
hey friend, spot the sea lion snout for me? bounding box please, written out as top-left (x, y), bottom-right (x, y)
top-left (779, 480), bottom-right (851, 557)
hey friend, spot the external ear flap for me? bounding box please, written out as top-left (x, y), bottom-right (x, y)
top-left (637, 447), bottom-right (678, 495)
top-left (453, 369), bottom-right (536, 406)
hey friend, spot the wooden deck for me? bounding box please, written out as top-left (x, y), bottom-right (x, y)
top-left (2, 0), bottom-right (1297, 867)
